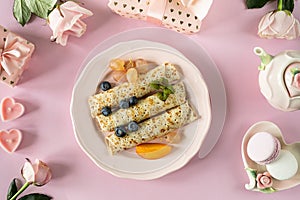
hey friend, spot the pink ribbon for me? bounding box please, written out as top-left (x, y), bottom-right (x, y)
top-left (146, 0), bottom-right (167, 25)
top-left (0, 32), bottom-right (32, 76)
top-left (181, 0), bottom-right (213, 20)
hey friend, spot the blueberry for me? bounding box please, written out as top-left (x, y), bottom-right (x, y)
top-left (127, 121), bottom-right (139, 132)
top-left (115, 126), bottom-right (127, 137)
top-left (99, 81), bottom-right (111, 91)
top-left (101, 106), bottom-right (112, 116)
top-left (129, 96), bottom-right (138, 106)
top-left (119, 99), bottom-right (130, 109)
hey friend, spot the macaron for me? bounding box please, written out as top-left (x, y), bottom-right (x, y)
top-left (266, 150), bottom-right (298, 180)
top-left (247, 132), bottom-right (281, 165)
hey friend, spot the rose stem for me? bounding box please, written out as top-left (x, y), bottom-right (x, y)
top-left (9, 181), bottom-right (31, 200)
top-left (277, 0), bottom-right (283, 11)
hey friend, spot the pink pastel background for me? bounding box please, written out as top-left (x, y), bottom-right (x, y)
top-left (1, 0), bottom-right (300, 199)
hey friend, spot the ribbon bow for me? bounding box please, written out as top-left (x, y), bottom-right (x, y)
top-left (146, 0), bottom-right (213, 24)
top-left (180, 0), bottom-right (213, 20)
top-left (0, 32), bottom-right (32, 76)
top-left (147, 0), bottom-right (167, 24)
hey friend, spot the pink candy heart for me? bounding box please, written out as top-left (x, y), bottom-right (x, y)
top-left (0, 129), bottom-right (22, 153)
top-left (1, 97), bottom-right (25, 122)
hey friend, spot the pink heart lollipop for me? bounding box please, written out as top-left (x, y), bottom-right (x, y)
top-left (1, 97), bottom-right (25, 122)
top-left (0, 129), bottom-right (22, 153)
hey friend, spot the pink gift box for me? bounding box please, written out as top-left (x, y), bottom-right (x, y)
top-left (0, 25), bottom-right (35, 87)
top-left (108, 0), bottom-right (213, 34)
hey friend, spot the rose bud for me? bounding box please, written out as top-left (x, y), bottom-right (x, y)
top-left (21, 158), bottom-right (52, 186)
top-left (258, 10), bottom-right (300, 40)
top-left (256, 172), bottom-right (273, 189)
top-left (48, 1), bottom-right (93, 46)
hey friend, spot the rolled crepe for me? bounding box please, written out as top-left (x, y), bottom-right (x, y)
top-left (89, 64), bottom-right (180, 117)
top-left (96, 82), bottom-right (186, 132)
top-left (105, 102), bottom-right (198, 155)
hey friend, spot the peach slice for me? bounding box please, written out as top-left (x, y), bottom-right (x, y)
top-left (136, 143), bottom-right (172, 160)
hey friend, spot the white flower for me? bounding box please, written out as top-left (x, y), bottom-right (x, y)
top-left (21, 158), bottom-right (52, 186)
top-left (258, 10), bottom-right (300, 40)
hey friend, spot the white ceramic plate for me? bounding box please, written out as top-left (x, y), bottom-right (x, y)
top-left (77, 28), bottom-right (226, 159)
top-left (71, 40), bottom-right (211, 180)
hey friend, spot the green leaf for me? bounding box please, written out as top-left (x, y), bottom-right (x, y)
top-left (163, 88), bottom-right (173, 96)
top-left (24, 0), bottom-right (57, 19)
top-left (149, 83), bottom-right (160, 90)
top-left (166, 86), bottom-right (175, 94)
top-left (13, 0), bottom-right (32, 26)
top-left (291, 68), bottom-right (300, 76)
top-left (150, 78), bottom-right (174, 101)
top-left (157, 92), bottom-right (164, 101)
top-left (245, 168), bottom-right (257, 178)
top-left (150, 80), bottom-right (160, 85)
top-left (7, 178), bottom-right (18, 200)
top-left (246, 0), bottom-right (272, 8)
top-left (157, 92), bottom-right (168, 101)
top-left (19, 193), bottom-right (53, 200)
top-left (160, 77), bottom-right (169, 86)
top-left (283, 0), bottom-right (294, 12)
top-left (259, 187), bottom-right (276, 193)
top-left (162, 92), bottom-right (168, 101)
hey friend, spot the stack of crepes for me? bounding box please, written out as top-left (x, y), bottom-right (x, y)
top-left (108, 0), bottom-right (213, 34)
top-left (88, 64), bottom-right (198, 155)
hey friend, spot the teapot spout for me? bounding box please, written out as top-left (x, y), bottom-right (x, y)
top-left (254, 47), bottom-right (273, 70)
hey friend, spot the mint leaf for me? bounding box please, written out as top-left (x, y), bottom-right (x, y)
top-left (157, 92), bottom-right (165, 101)
top-left (166, 86), bottom-right (175, 94)
top-left (162, 92), bottom-right (168, 101)
top-left (246, 0), bottom-right (272, 9)
top-left (24, 0), bottom-right (56, 19)
top-left (149, 83), bottom-right (160, 90)
top-left (7, 178), bottom-right (18, 200)
top-left (19, 193), bottom-right (53, 200)
top-left (150, 78), bottom-right (174, 101)
top-left (163, 88), bottom-right (173, 96)
top-left (160, 77), bottom-right (169, 86)
top-left (13, 0), bottom-right (31, 26)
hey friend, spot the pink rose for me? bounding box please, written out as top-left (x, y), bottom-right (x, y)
top-left (293, 73), bottom-right (300, 89)
top-left (256, 172), bottom-right (273, 189)
top-left (21, 158), bottom-right (52, 186)
top-left (48, 1), bottom-right (93, 46)
top-left (258, 10), bottom-right (300, 40)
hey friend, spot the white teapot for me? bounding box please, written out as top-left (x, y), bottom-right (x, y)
top-left (254, 47), bottom-right (300, 111)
